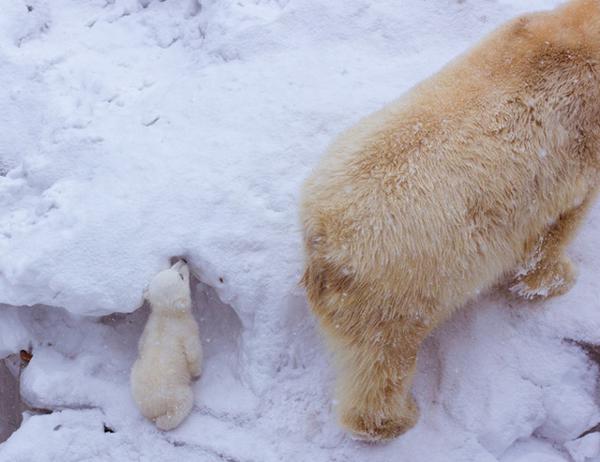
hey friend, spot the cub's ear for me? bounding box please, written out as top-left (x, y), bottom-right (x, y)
top-left (142, 286), bottom-right (149, 301)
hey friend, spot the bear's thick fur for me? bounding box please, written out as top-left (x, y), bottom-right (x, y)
top-left (300, 0), bottom-right (600, 441)
top-left (131, 260), bottom-right (202, 430)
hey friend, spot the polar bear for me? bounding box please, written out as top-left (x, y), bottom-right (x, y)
top-left (131, 260), bottom-right (202, 430)
top-left (300, 0), bottom-right (600, 441)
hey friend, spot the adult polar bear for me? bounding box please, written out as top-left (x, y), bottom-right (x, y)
top-left (301, 0), bottom-right (600, 442)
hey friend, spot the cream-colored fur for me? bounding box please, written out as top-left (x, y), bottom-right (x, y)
top-left (131, 260), bottom-right (202, 431)
top-left (300, 0), bottom-right (600, 441)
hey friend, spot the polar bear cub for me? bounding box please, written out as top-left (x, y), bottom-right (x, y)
top-left (131, 260), bottom-right (202, 430)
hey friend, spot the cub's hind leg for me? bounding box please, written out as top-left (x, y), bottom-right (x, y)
top-left (154, 386), bottom-right (194, 431)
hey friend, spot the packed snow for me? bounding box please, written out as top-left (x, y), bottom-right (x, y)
top-left (1, 0), bottom-right (600, 460)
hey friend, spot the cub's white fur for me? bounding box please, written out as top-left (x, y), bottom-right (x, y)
top-left (131, 260), bottom-right (202, 430)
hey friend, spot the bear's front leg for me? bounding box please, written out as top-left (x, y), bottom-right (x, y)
top-left (511, 253), bottom-right (576, 300)
top-left (184, 330), bottom-right (203, 379)
top-left (510, 197), bottom-right (592, 300)
top-left (329, 321), bottom-right (426, 441)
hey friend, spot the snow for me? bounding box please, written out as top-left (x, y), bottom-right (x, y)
top-left (1, 0), bottom-right (599, 461)
top-left (0, 307), bottom-right (29, 358)
top-left (566, 433), bottom-right (600, 462)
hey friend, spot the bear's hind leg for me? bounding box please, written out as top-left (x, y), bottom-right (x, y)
top-left (154, 386), bottom-right (194, 431)
top-left (327, 313), bottom-right (429, 441)
top-left (510, 197), bottom-right (593, 300)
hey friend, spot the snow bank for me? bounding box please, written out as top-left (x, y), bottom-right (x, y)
top-left (0, 307), bottom-right (28, 358)
top-left (1, 0), bottom-right (599, 461)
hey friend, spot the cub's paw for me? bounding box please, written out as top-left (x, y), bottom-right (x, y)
top-left (190, 363), bottom-right (202, 379)
top-left (511, 256), bottom-right (576, 300)
top-left (188, 353), bottom-right (203, 379)
top-left (340, 395), bottom-right (419, 442)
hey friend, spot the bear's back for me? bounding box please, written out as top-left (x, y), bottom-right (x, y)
top-left (301, 3), bottom-right (600, 307)
top-left (136, 314), bottom-right (192, 381)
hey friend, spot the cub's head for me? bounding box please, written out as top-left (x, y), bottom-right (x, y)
top-left (146, 260), bottom-right (192, 314)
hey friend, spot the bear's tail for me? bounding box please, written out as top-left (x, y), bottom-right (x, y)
top-left (301, 219), bottom-right (354, 307)
top-left (300, 218), bottom-right (328, 300)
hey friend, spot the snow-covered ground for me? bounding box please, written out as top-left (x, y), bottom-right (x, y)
top-left (1, 0), bottom-right (600, 460)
